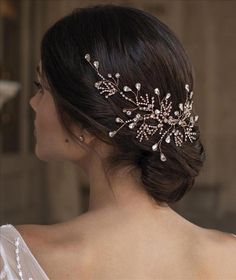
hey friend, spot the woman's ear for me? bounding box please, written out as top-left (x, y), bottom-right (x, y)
top-left (69, 123), bottom-right (96, 145)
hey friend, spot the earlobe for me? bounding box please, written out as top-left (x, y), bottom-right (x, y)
top-left (78, 135), bottom-right (84, 142)
top-left (69, 124), bottom-right (95, 145)
top-left (81, 129), bottom-right (95, 144)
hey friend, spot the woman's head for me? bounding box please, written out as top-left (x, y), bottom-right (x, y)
top-left (30, 4), bottom-right (206, 206)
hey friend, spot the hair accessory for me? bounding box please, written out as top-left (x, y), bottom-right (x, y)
top-left (84, 53), bottom-right (199, 162)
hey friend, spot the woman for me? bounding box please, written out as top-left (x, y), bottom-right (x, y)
top-left (1, 4), bottom-right (235, 280)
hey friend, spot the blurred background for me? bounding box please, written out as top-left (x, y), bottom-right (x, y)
top-left (0, 0), bottom-right (235, 233)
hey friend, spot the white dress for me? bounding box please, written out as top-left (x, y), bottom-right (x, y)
top-left (1, 223), bottom-right (236, 280)
top-left (0, 224), bottom-right (49, 280)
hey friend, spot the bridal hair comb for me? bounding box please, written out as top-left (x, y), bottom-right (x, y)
top-left (84, 53), bottom-right (199, 162)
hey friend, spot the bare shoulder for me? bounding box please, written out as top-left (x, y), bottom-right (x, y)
top-left (14, 222), bottom-right (236, 279)
top-left (14, 224), bottom-right (51, 245)
top-left (199, 227), bottom-right (236, 278)
top-left (204, 227), bottom-right (236, 249)
top-left (14, 223), bottom-right (92, 280)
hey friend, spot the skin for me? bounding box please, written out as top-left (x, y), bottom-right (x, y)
top-left (21, 61), bottom-right (236, 279)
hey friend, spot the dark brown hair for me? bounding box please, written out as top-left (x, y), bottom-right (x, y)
top-left (40, 4), bottom-right (206, 206)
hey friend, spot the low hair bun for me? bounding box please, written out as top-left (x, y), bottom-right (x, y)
top-left (137, 138), bottom-right (205, 205)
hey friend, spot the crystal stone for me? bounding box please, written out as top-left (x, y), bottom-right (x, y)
top-left (109, 131), bottom-right (116, 137)
top-left (185, 84), bottom-right (190, 92)
top-left (94, 82), bottom-right (100, 88)
top-left (152, 143), bottom-right (158, 151)
top-left (195, 115), bottom-right (199, 121)
top-left (179, 103), bottom-right (184, 111)
top-left (135, 83), bottom-right (141, 90)
top-left (123, 86), bottom-right (131, 92)
top-left (128, 123), bottom-right (136, 129)
top-left (165, 135), bottom-right (171, 143)
top-left (115, 117), bottom-right (124, 123)
top-left (115, 73), bottom-right (120, 78)
top-left (154, 88), bottom-right (160, 95)
top-left (93, 61), bottom-right (99, 68)
top-left (160, 153), bottom-right (167, 162)
top-left (85, 53), bottom-right (90, 61)
top-left (108, 73), bottom-right (112, 78)
top-left (190, 91), bottom-right (194, 99)
top-left (166, 93), bottom-right (171, 99)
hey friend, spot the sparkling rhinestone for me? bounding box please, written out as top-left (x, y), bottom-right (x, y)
top-left (128, 123), bottom-right (135, 129)
top-left (174, 111), bottom-right (179, 116)
top-left (185, 84), bottom-right (190, 92)
top-left (126, 110), bottom-right (131, 115)
top-left (190, 91), bottom-right (194, 99)
top-left (108, 73), bottom-right (112, 78)
top-left (15, 248), bottom-right (19, 253)
top-left (152, 143), bottom-right (158, 151)
top-left (179, 103), bottom-right (183, 111)
top-left (154, 88), bottom-right (160, 95)
top-left (123, 86), bottom-right (131, 92)
top-left (84, 53), bottom-right (90, 61)
top-left (160, 153), bottom-right (167, 162)
top-left (93, 61), bottom-right (99, 68)
top-left (166, 93), bottom-right (171, 99)
top-left (195, 115), bottom-right (199, 121)
top-left (135, 83), bottom-right (141, 90)
top-left (155, 109), bottom-right (160, 114)
top-left (165, 135), bottom-right (171, 143)
top-left (115, 73), bottom-right (120, 78)
top-left (136, 113), bottom-right (141, 118)
top-left (94, 82), bottom-right (100, 88)
top-left (109, 131), bottom-right (116, 137)
top-left (17, 264), bottom-right (21, 269)
top-left (115, 117), bottom-right (124, 123)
